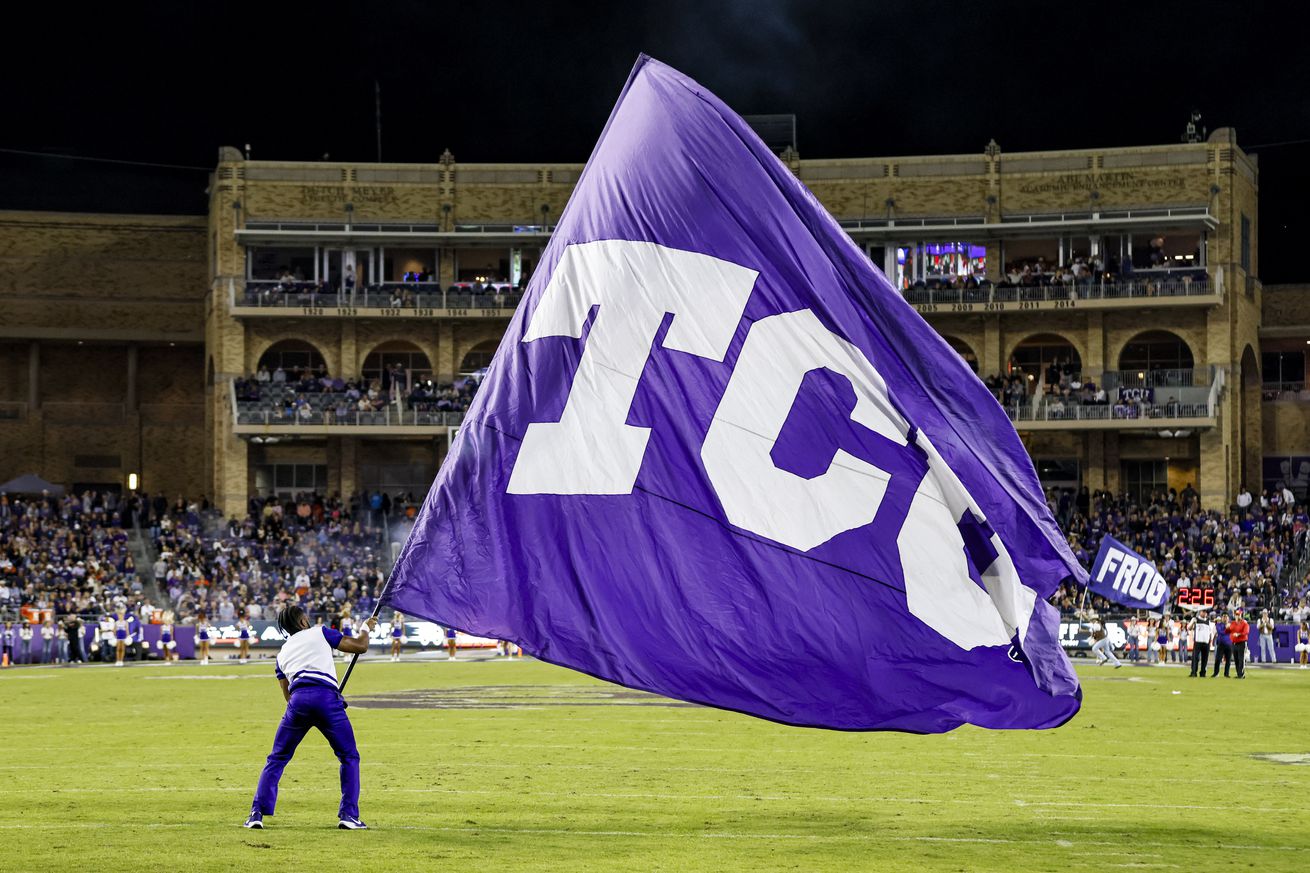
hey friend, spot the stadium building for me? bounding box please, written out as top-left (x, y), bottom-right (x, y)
top-left (1, 128), bottom-right (1299, 516)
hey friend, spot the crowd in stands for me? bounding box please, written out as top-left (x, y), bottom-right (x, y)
top-left (981, 362), bottom-right (1198, 421)
top-left (245, 267), bottom-right (521, 306)
top-left (4, 477), bottom-right (1310, 667)
top-left (0, 490), bottom-right (145, 620)
top-left (983, 361), bottom-right (1091, 406)
top-left (0, 488), bottom-right (424, 640)
top-left (905, 252), bottom-right (1208, 297)
top-left (1048, 483), bottom-right (1310, 621)
top-left (151, 491), bottom-right (404, 624)
top-left (234, 365), bottom-right (479, 422)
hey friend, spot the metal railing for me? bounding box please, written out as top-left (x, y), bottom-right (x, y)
top-left (235, 406), bottom-right (465, 428)
top-left (903, 277), bottom-right (1212, 306)
top-left (1263, 382), bottom-right (1310, 401)
top-left (1100, 367), bottom-right (1214, 389)
top-left (236, 280), bottom-right (523, 311)
top-left (840, 205), bottom-right (1212, 231)
top-left (998, 205), bottom-right (1212, 224)
top-left (1004, 401), bottom-right (1212, 423)
top-left (241, 219), bottom-right (556, 235)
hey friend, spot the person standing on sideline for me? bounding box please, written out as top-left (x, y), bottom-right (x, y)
top-left (113, 610), bottom-right (130, 666)
top-left (337, 611), bottom-right (354, 660)
top-left (245, 604), bottom-right (376, 830)
top-left (18, 620), bottom-right (33, 664)
top-left (197, 614), bottom-right (212, 665)
top-left (1211, 613), bottom-right (1233, 678)
top-left (444, 626), bottom-right (458, 661)
top-left (1, 621), bottom-right (14, 665)
top-left (1190, 612), bottom-right (1214, 677)
top-left (389, 613), bottom-right (404, 662)
top-left (159, 616), bottom-right (177, 664)
top-left (41, 618), bottom-right (57, 663)
top-left (1257, 610), bottom-right (1277, 664)
top-left (1296, 621), bottom-right (1310, 668)
top-left (1228, 609), bottom-right (1249, 679)
top-left (237, 615), bottom-right (254, 664)
top-left (64, 614), bottom-right (84, 664)
top-left (1089, 617), bottom-right (1122, 667)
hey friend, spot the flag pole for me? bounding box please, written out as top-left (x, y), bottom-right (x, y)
top-left (338, 570), bottom-right (395, 696)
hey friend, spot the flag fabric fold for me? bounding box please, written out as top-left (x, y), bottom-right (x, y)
top-left (386, 55), bottom-right (1083, 732)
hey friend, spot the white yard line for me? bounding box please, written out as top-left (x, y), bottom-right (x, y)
top-left (0, 821), bottom-right (1302, 853)
top-left (23, 785), bottom-right (1302, 814)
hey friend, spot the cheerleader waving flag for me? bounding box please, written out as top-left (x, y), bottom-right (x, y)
top-left (384, 56), bottom-right (1083, 733)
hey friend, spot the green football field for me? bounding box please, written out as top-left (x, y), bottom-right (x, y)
top-left (3, 655), bottom-right (1307, 871)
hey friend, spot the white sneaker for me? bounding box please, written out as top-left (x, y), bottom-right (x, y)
top-left (337, 816), bottom-right (368, 830)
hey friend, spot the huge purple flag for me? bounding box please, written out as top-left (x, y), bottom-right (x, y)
top-left (387, 56), bottom-right (1083, 732)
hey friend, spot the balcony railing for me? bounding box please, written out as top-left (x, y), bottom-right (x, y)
top-left (235, 280), bottom-right (523, 312)
top-left (235, 406), bottom-right (465, 428)
top-left (1099, 367), bottom-right (1215, 390)
top-left (903, 277), bottom-right (1212, 306)
top-left (1263, 382), bottom-right (1310, 401)
top-left (1000, 366), bottom-right (1223, 428)
top-left (1003, 401), bottom-right (1212, 424)
top-left (242, 220), bottom-right (556, 235)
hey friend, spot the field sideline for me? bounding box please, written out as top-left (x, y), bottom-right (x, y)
top-left (2, 656), bottom-right (1306, 871)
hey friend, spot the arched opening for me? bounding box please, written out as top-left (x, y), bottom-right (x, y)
top-left (257, 339), bottom-right (327, 375)
top-left (1009, 333), bottom-right (1082, 393)
top-left (1117, 330), bottom-right (1195, 376)
top-left (459, 340), bottom-right (499, 374)
top-left (1240, 344), bottom-right (1261, 497)
top-left (942, 336), bottom-right (978, 373)
top-left (362, 341), bottom-right (432, 385)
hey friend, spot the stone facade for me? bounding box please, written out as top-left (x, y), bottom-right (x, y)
top-left (0, 210), bottom-right (207, 497)
top-left (3, 129), bottom-right (1300, 514)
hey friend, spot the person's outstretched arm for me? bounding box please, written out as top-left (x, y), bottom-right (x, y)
top-left (337, 618), bottom-right (377, 655)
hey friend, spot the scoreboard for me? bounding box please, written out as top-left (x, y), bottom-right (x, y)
top-left (1174, 586), bottom-right (1216, 610)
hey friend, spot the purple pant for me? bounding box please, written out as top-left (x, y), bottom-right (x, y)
top-left (252, 685), bottom-right (360, 819)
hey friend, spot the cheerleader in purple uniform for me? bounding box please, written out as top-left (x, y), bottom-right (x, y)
top-left (337, 612), bottom-right (354, 661)
top-left (114, 611), bottom-right (129, 666)
top-left (389, 613), bottom-right (404, 662)
top-left (158, 616), bottom-right (177, 664)
top-left (237, 616), bottom-right (253, 664)
top-left (197, 614), bottom-right (212, 665)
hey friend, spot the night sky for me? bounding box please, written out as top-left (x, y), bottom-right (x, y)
top-left (3, 0), bottom-right (1308, 281)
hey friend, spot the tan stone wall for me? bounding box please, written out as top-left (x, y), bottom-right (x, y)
top-left (2, 135), bottom-right (1285, 512)
top-left (1263, 402), bottom-right (1310, 454)
top-left (0, 342), bottom-right (29, 402)
top-left (0, 211), bottom-right (207, 341)
top-left (1262, 284), bottom-right (1310, 328)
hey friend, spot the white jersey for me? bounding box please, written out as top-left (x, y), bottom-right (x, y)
top-left (274, 627), bottom-right (343, 691)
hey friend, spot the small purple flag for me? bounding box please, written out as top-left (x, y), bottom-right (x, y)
top-left (386, 56), bottom-right (1082, 732)
top-left (1087, 535), bottom-right (1171, 611)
